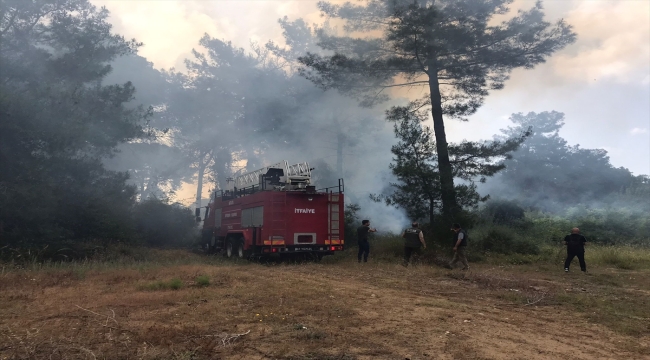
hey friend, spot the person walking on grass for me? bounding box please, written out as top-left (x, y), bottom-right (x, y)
top-left (564, 227), bottom-right (587, 272)
top-left (357, 220), bottom-right (377, 263)
top-left (449, 223), bottom-right (469, 270)
top-left (401, 221), bottom-right (427, 267)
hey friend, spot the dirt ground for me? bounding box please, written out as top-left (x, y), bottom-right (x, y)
top-left (1, 253), bottom-right (649, 360)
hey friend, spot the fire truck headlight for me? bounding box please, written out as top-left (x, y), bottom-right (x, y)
top-left (308, 197), bottom-right (313, 201)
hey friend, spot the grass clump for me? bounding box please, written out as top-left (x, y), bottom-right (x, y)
top-left (195, 275), bottom-right (210, 287)
top-left (555, 292), bottom-right (650, 336)
top-left (472, 225), bottom-right (540, 256)
top-left (588, 246), bottom-right (650, 270)
top-left (139, 278), bottom-right (183, 291)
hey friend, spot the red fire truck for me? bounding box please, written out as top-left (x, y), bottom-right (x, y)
top-left (198, 161), bottom-right (344, 260)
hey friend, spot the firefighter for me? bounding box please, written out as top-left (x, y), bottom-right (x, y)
top-left (357, 220), bottom-right (377, 263)
top-left (401, 221), bottom-right (426, 267)
top-left (449, 223), bottom-right (469, 270)
top-left (564, 227), bottom-right (587, 272)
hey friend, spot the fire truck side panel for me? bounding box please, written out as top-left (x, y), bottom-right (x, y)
top-left (220, 199), bottom-right (241, 234)
top-left (207, 190), bottom-right (344, 257)
top-left (285, 193), bottom-right (329, 246)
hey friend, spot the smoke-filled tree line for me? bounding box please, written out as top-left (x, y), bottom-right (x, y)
top-left (0, 0), bottom-right (150, 252)
top-left (1, 0), bottom-right (648, 258)
top-left (0, 0), bottom-right (386, 255)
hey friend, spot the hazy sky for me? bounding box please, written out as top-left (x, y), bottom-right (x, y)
top-left (94, 0), bottom-right (650, 176)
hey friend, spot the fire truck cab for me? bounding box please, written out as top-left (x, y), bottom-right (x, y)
top-left (199, 161), bottom-right (344, 259)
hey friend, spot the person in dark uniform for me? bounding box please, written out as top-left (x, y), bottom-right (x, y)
top-left (401, 221), bottom-right (427, 267)
top-left (449, 223), bottom-right (469, 270)
top-left (357, 220), bottom-right (377, 263)
top-left (564, 227), bottom-right (587, 272)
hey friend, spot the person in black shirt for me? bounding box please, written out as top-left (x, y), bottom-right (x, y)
top-left (564, 227), bottom-right (587, 272)
top-left (401, 222), bottom-right (427, 267)
top-left (357, 220), bottom-right (377, 263)
top-left (449, 223), bottom-right (469, 270)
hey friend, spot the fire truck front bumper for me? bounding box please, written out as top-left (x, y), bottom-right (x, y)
top-left (261, 245), bottom-right (343, 254)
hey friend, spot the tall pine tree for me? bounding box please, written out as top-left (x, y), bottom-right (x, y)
top-left (376, 100), bottom-right (528, 223)
top-left (299, 0), bottom-right (575, 220)
top-left (0, 0), bottom-right (147, 245)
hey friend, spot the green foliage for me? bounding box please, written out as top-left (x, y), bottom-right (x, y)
top-left (373, 103), bottom-right (440, 221)
top-left (373, 102), bottom-right (526, 222)
top-left (494, 112), bottom-right (635, 209)
top-left (0, 0), bottom-right (147, 249)
top-left (471, 225), bottom-right (540, 255)
top-left (132, 198), bottom-right (197, 248)
top-left (169, 278), bottom-right (184, 290)
top-left (299, 0), bottom-right (575, 217)
top-left (483, 200), bottom-right (526, 225)
top-left (587, 246), bottom-right (650, 270)
top-left (370, 234), bottom-right (406, 260)
top-left (140, 278), bottom-right (183, 291)
top-left (596, 250), bottom-right (636, 270)
top-left (470, 206), bottom-right (649, 261)
top-left (525, 208), bottom-right (650, 246)
top-left (195, 275), bottom-right (210, 287)
top-left (344, 203), bottom-right (361, 244)
top-left (301, 0), bottom-right (576, 110)
top-left (162, 33), bottom-right (318, 194)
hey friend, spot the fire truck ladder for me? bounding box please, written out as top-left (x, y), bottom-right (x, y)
top-left (327, 192), bottom-right (342, 246)
top-left (269, 191), bottom-right (287, 243)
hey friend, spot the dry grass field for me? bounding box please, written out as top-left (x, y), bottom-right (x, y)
top-left (1, 249), bottom-right (649, 360)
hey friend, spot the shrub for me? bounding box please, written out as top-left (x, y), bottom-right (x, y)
top-left (599, 251), bottom-right (635, 270)
top-left (344, 203), bottom-right (361, 243)
top-left (546, 206), bottom-right (650, 246)
top-left (511, 239), bottom-right (541, 255)
top-left (479, 227), bottom-right (515, 254)
top-left (195, 275), bottom-right (210, 287)
top-left (484, 200), bottom-right (526, 224)
top-left (371, 234), bottom-right (405, 259)
top-left (588, 246), bottom-right (650, 270)
top-left (169, 278), bottom-right (183, 290)
top-left (473, 225), bottom-right (540, 255)
top-left (132, 198), bottom-right (197, 247)
top-left (140, 278), bottom-right (184, 291)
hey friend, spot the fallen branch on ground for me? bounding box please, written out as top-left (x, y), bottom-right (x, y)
top-left (220, 330), bottom-right (250, 347)
top-left (74, 305), bottom-right (119, 329)
top-left (186, 330), bottom-right (251, 347)
top-left (525, 291), bottom-right (549, 306)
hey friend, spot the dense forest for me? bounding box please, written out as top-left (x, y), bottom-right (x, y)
top-left (1, 0), bottom-right (648, 261)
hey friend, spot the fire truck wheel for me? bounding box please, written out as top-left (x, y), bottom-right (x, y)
top-left (225, 241), bottom-right (234, 258)
top-left (236, 242), bottom-right (245, 259)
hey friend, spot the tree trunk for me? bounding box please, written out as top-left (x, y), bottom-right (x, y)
top-left (213, 148), bottom-right (230, 191)
top-left (140, 174), bottom-right (146, 201)
top-left (427, 58), bottom-right (458, 220)
top-left (334, 117), bottom-right (344, 178)
top-left (195, 153), bottom-right (207, 213)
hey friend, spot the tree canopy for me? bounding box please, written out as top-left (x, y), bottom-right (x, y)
top-left (492, 111), bottom-right (636, 209)
top-left (299, 0), bottom-right (576, 219)
top-left (375, 100), bottom-right (528, 222)
top-left (0, 0), bottom-right (150, 245)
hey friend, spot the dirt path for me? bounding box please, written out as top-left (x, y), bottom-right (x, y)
top-left (0, 259), bottom-right (648, 359)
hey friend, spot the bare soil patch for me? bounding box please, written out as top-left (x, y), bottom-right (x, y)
top-left (1, 253), bottom-right (648, 359)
